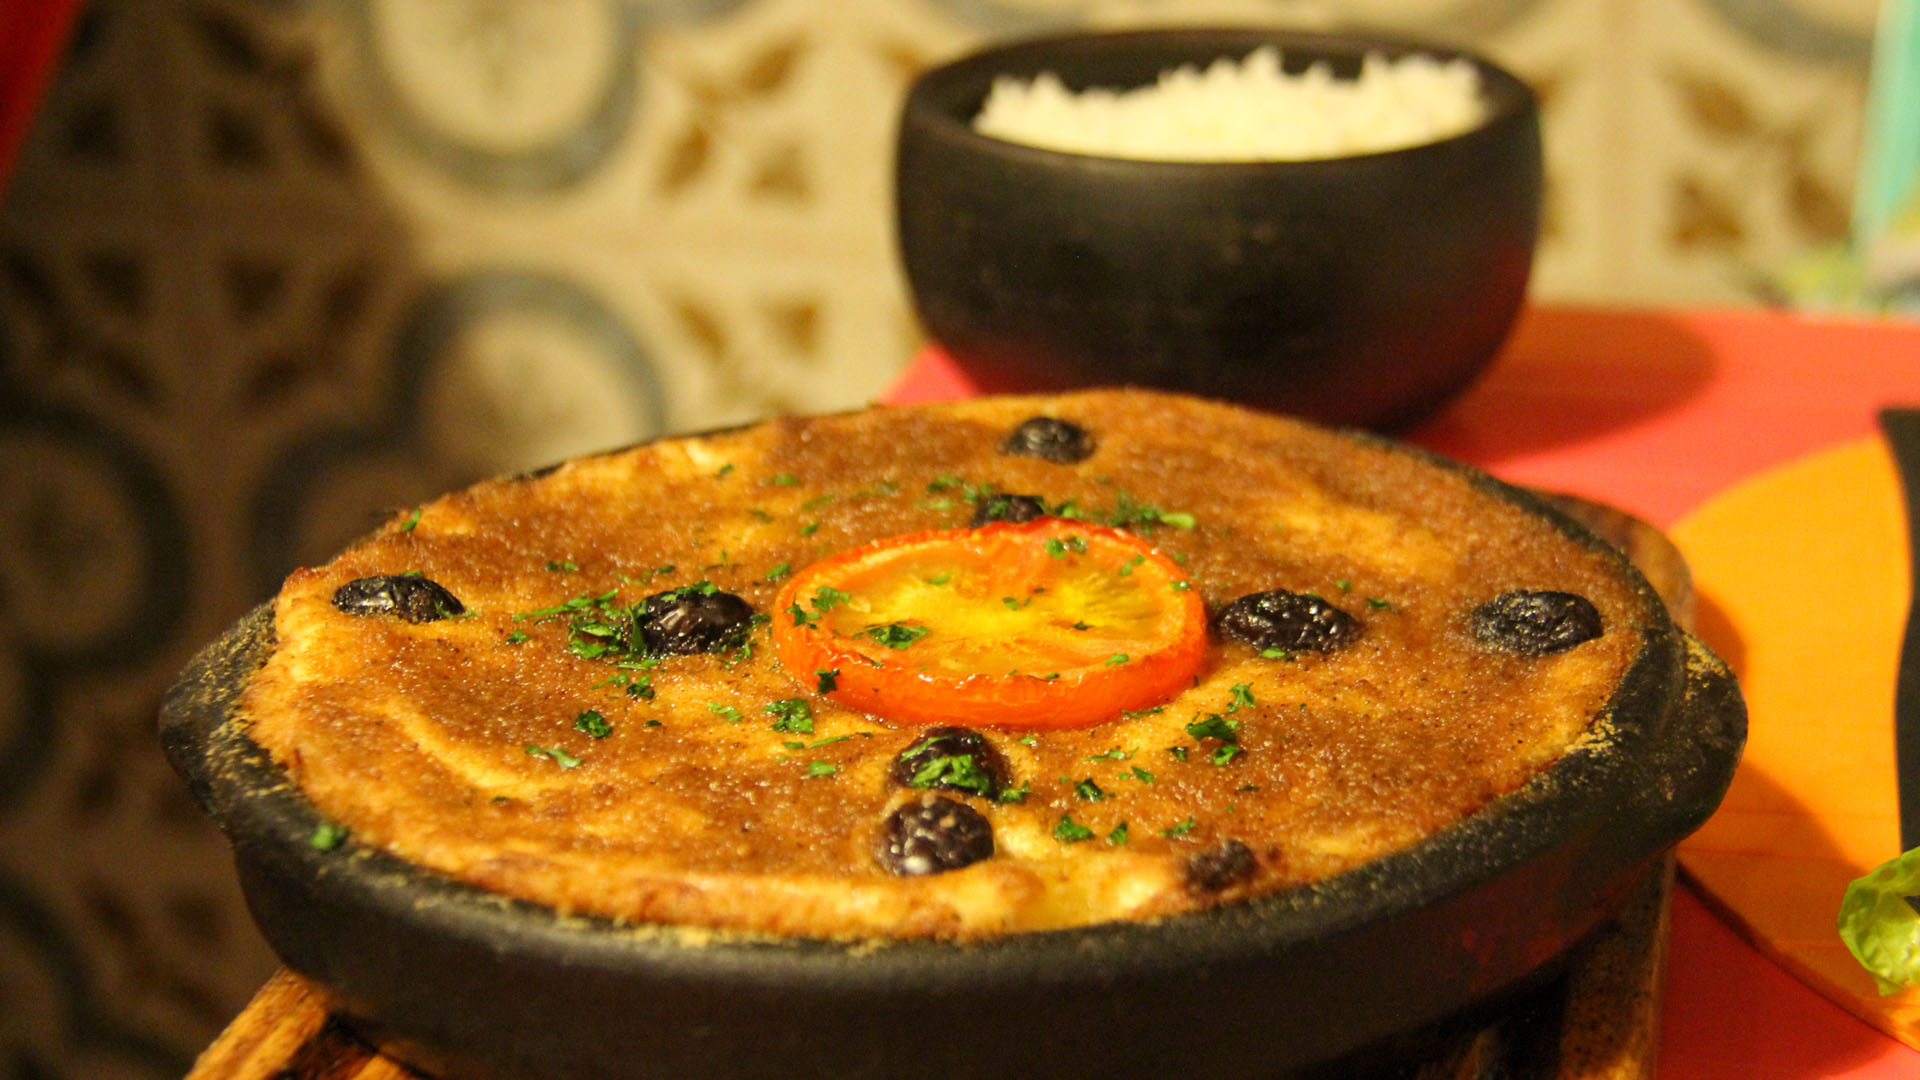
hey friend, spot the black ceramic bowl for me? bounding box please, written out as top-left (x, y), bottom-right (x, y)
top-left (160, 435), bottom-right (1741, 1080)
top-left (896, 28), bottom-right (1542, 430)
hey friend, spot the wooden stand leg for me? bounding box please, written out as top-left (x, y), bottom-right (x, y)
top-left (186, 969), bottom-right (419, 1080)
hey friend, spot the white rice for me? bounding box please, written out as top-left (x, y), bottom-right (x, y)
top-left (972, 46), bottom-right (1487, 161)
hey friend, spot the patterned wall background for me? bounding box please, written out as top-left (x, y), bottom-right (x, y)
top-left (0, 0), bottom-right (1885, 1074)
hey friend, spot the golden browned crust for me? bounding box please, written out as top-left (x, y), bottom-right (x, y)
top-left (240, 390), bottom-right (1647, 940)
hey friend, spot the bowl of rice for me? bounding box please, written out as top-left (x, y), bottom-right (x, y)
top-left (895, 27), bottom-right (1542, 430)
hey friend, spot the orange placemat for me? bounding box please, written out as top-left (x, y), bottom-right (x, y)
top-left (1673, 437), bottom-right (1920, 1048)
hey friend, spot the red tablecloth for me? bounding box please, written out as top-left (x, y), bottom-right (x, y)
top-left (887, 304), bottom-right (1920, 1079)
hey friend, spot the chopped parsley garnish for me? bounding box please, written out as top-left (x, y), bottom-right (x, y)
top-left (815, 668), bottom-right (839, 693)
top-left (1107, 822), bottom-right (1131, 846)
top-left (1087, 746), bottom-right (1134, 762)
top-left (800, 493), bottom-right (836, 512)
top-left (1261, 648), bottom-right (1295, 661)
top-left (706, 702), bottom-right (744, 724)
top-left (1104, 491), bottom-right (1196, 531)
top-left (716, 462), bottom-right (735, 478)
top-left (1228, 683), bottom-right (1257, 712)
top-left (1043, 535), bottom-right (1088, 558)
top-left (863, 622), bottom-right (928, 649)
top-left (1367, 597), bottom-right (1393, 610)
top-left (1073, 778), bottom-right (1110, 802)
top-left (515, 588), bottom-right (631, 651)
top-left (525, 744), bottom-right (582, 769)
top-left (615, 565), bottom-right (678, 589)
top-left (925, 572), bottom-right (952, 586)
top-left (545, 559), bottom-right (578, 573)
top-left (1105, 652), bottom-right (1129, 666)
top-left (1186, 714), bottom-right (1241, 743)
top-left (399, 508), bottom-right (421, 532)
top-left (799, 521), bottom-right (821, 537)
top-left (1116, 554), bottom-right (1145, 577)
top-left (806, 761), bottom-right (837, 778)
top-left (310, 821), bottom-right (349, 851)
top-left (504, 631), bottom-right (529, 645)
top-left (909, 753), bottom-right (994, 797)
top-left (787, 586), bottom-right (853, 630)
top-left (1123, 766), bottom-right (1156, 783)
top-left (1167, 746), bottom-right (1190, 762)
top-left (765, 562), bottom-right (792, 581)
top-left (995, 781), bottom-right (1031, 804)
top-left (518, 584), bottom-right (614, 618)
top-left (767, 473), bottom-right (799, 486)
top-left (574, 709), bottom-right (612, 739)
top-left (766, 698), bottom-right (815, 734)
top-left (1171, 580), bottom-right (1191, 590)
top-left (591, 672), bottom-right (654, 700)
top-left (1054, 814), bottom-right (1096, 843)
top-left (657, 579), bottom-right (719, 602)
top-left (1162, 816), bottom-right (1197, 838)
top-left (1212, 744), bottom-right (1245, 766)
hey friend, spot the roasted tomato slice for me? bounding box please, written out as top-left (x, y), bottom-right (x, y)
top-left (770, 519), bottom-right (1206, 729)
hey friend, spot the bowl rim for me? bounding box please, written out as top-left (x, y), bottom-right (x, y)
top-left (900, 25), bottom-right (1539, 171)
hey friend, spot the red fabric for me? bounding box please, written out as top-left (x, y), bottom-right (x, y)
top-left (1410, 306), bottom-right (1920, 527)
top-left (892, 305), bottom-right (1920, 529)
top-left (0, 0), bottom-right (81, 195)
top-left (887, 304), bottom-right (1920, 1077)
top-left (1664, 888), bottom-right (1917, 1079)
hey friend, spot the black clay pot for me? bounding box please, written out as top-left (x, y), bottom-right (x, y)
top-left (160, 441), bottom-right (1741, 1080)
top-left (896, 28), bottom-right (1542, 431)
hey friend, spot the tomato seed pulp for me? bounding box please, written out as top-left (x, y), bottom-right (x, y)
top-left (769, 519), bottom-right (1207, 729)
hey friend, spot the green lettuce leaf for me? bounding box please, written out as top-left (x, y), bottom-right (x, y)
top-left (1839, 846), bottom-right (1920, 995)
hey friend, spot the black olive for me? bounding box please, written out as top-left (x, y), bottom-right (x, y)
top-left (638, 585), bottom-right (756, 655)
top-left (875, 794), bottom-right (994, 876)
top-left (1000, 416), bottom-right (1095, 464)
top-left (969, 493), bottom-right (1049, 527)
top-left (332, 575), bottom-right (466, 623)
top-left (1215, 590), bottom-right (1362, 654)
top-left (1470, 590), bottom-right (1603, 656)
top-left (889, 727), bottom-right (1009, 798)
top-left (1186, 839), bottom-right (1258, 892)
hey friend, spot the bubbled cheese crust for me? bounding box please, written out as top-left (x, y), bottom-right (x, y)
top-left (240, 390), bottom-right (1648, 940)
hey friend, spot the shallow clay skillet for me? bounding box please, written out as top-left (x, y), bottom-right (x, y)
top-left (160, 471), bottom-right (1744, 1080)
